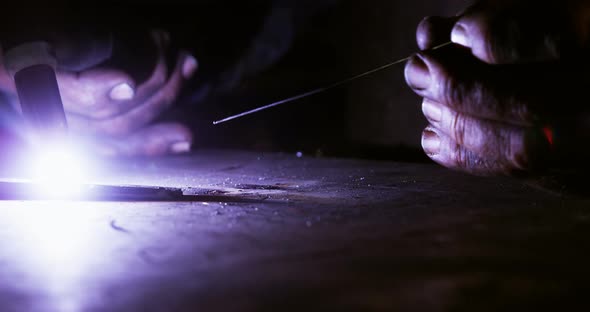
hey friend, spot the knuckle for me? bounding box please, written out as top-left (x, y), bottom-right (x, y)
top-left (440, 67), bottom-right (489, 118)
top-left (455, 148), bottom-right (469, 170)
top-left (459, 10), bottom-right (504, 63)
top-left (450, 111), bottom-right (467, 145)
top-left (468, 7), bottom-right (558, 63)
top-left (441, 67), bottom-right (470, 111)
top-left (419, 51), bottom-right (468, 108)
top-left (482, 21), bottom-right (505, 63)
top-left (453, 144), bottom-right (475, 170)
top-left (455, 146), bottom-right (504, 176)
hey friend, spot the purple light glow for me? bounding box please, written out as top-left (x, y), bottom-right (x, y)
top-left (0, 202), bottom-right (112, 311)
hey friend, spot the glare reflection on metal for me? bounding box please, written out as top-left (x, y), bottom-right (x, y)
top-left (1, 201), bottom-right (112, 312)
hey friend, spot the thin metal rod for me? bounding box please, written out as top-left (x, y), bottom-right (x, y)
top-left (213, 41), bottom-right (452, 125)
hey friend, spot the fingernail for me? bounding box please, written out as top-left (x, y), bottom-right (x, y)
top-left (182, 55), bottom-right (198, 79)
top-left (422, 129), bottom-right (441, 156)
top-left (405, 55), bottom-right (431, 90)
top-left (451, 24), bottom-right (470, 47)
top-left (109, 83), bottom-right (135, 101)
top-left (422, 100), bottom-right (442, 122)
top-left (170, 141), bottom-right (191, 153)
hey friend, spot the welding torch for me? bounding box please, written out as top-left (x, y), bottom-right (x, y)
top-left (1, 32), bottom-right (114, 144)
top-left (3, 42), bottom-right (68, 141)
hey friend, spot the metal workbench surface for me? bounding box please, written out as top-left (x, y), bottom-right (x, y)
top-left (0, 150), bottom-right (588, 311)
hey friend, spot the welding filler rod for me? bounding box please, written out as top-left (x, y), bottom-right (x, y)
top-left (213, 41), bottom-right (452, 125)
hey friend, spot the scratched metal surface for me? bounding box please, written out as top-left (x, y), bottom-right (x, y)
top-left (0, 150), bottom-right (588, 311)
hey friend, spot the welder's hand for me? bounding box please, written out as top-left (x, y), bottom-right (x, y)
top-left (404, 0), bottom-right (590, 176)
top-left (0, 31), bottom-right (198, 156)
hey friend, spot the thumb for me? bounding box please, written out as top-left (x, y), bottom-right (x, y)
top-left (450, 2), bottom-right (561, 64)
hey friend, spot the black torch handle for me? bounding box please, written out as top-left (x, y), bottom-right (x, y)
top-left (14, 64), bottom-right (67, 141)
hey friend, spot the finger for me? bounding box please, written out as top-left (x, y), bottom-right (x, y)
top-left (94, 30), bottom-right (172, 119)
top-left (58, 69), bottom-right (136, 118)
top-left (181, 54), bottom-right (198, 80)
top-left (101, 31), bottom-right (195, 117)
top-left (404, 46), bottom-right (559, 125)
top-left (131, 30), bottom-right (171, 100)
top-left (69, 52), bottom-right (191, 136)
top-left (150, 30), bottom-right (197, 80)
top-left (450, 2), bottom-right (560, 64)
top-left (60, 30), bottom-right (184, 121)
top-left (93, 122), bottom-right (192, 157)
top-left (416, 16), bottom-right (458, 50)
top-left (421, 126), bottom-right (517, 176)
top-left (63, 30), bottom-right (171, 121)
top-left (422, 99), bottom-right (550, 170)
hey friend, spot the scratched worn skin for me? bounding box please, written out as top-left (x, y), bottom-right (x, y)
top-left (405, 0), bottom-right (590, 176)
